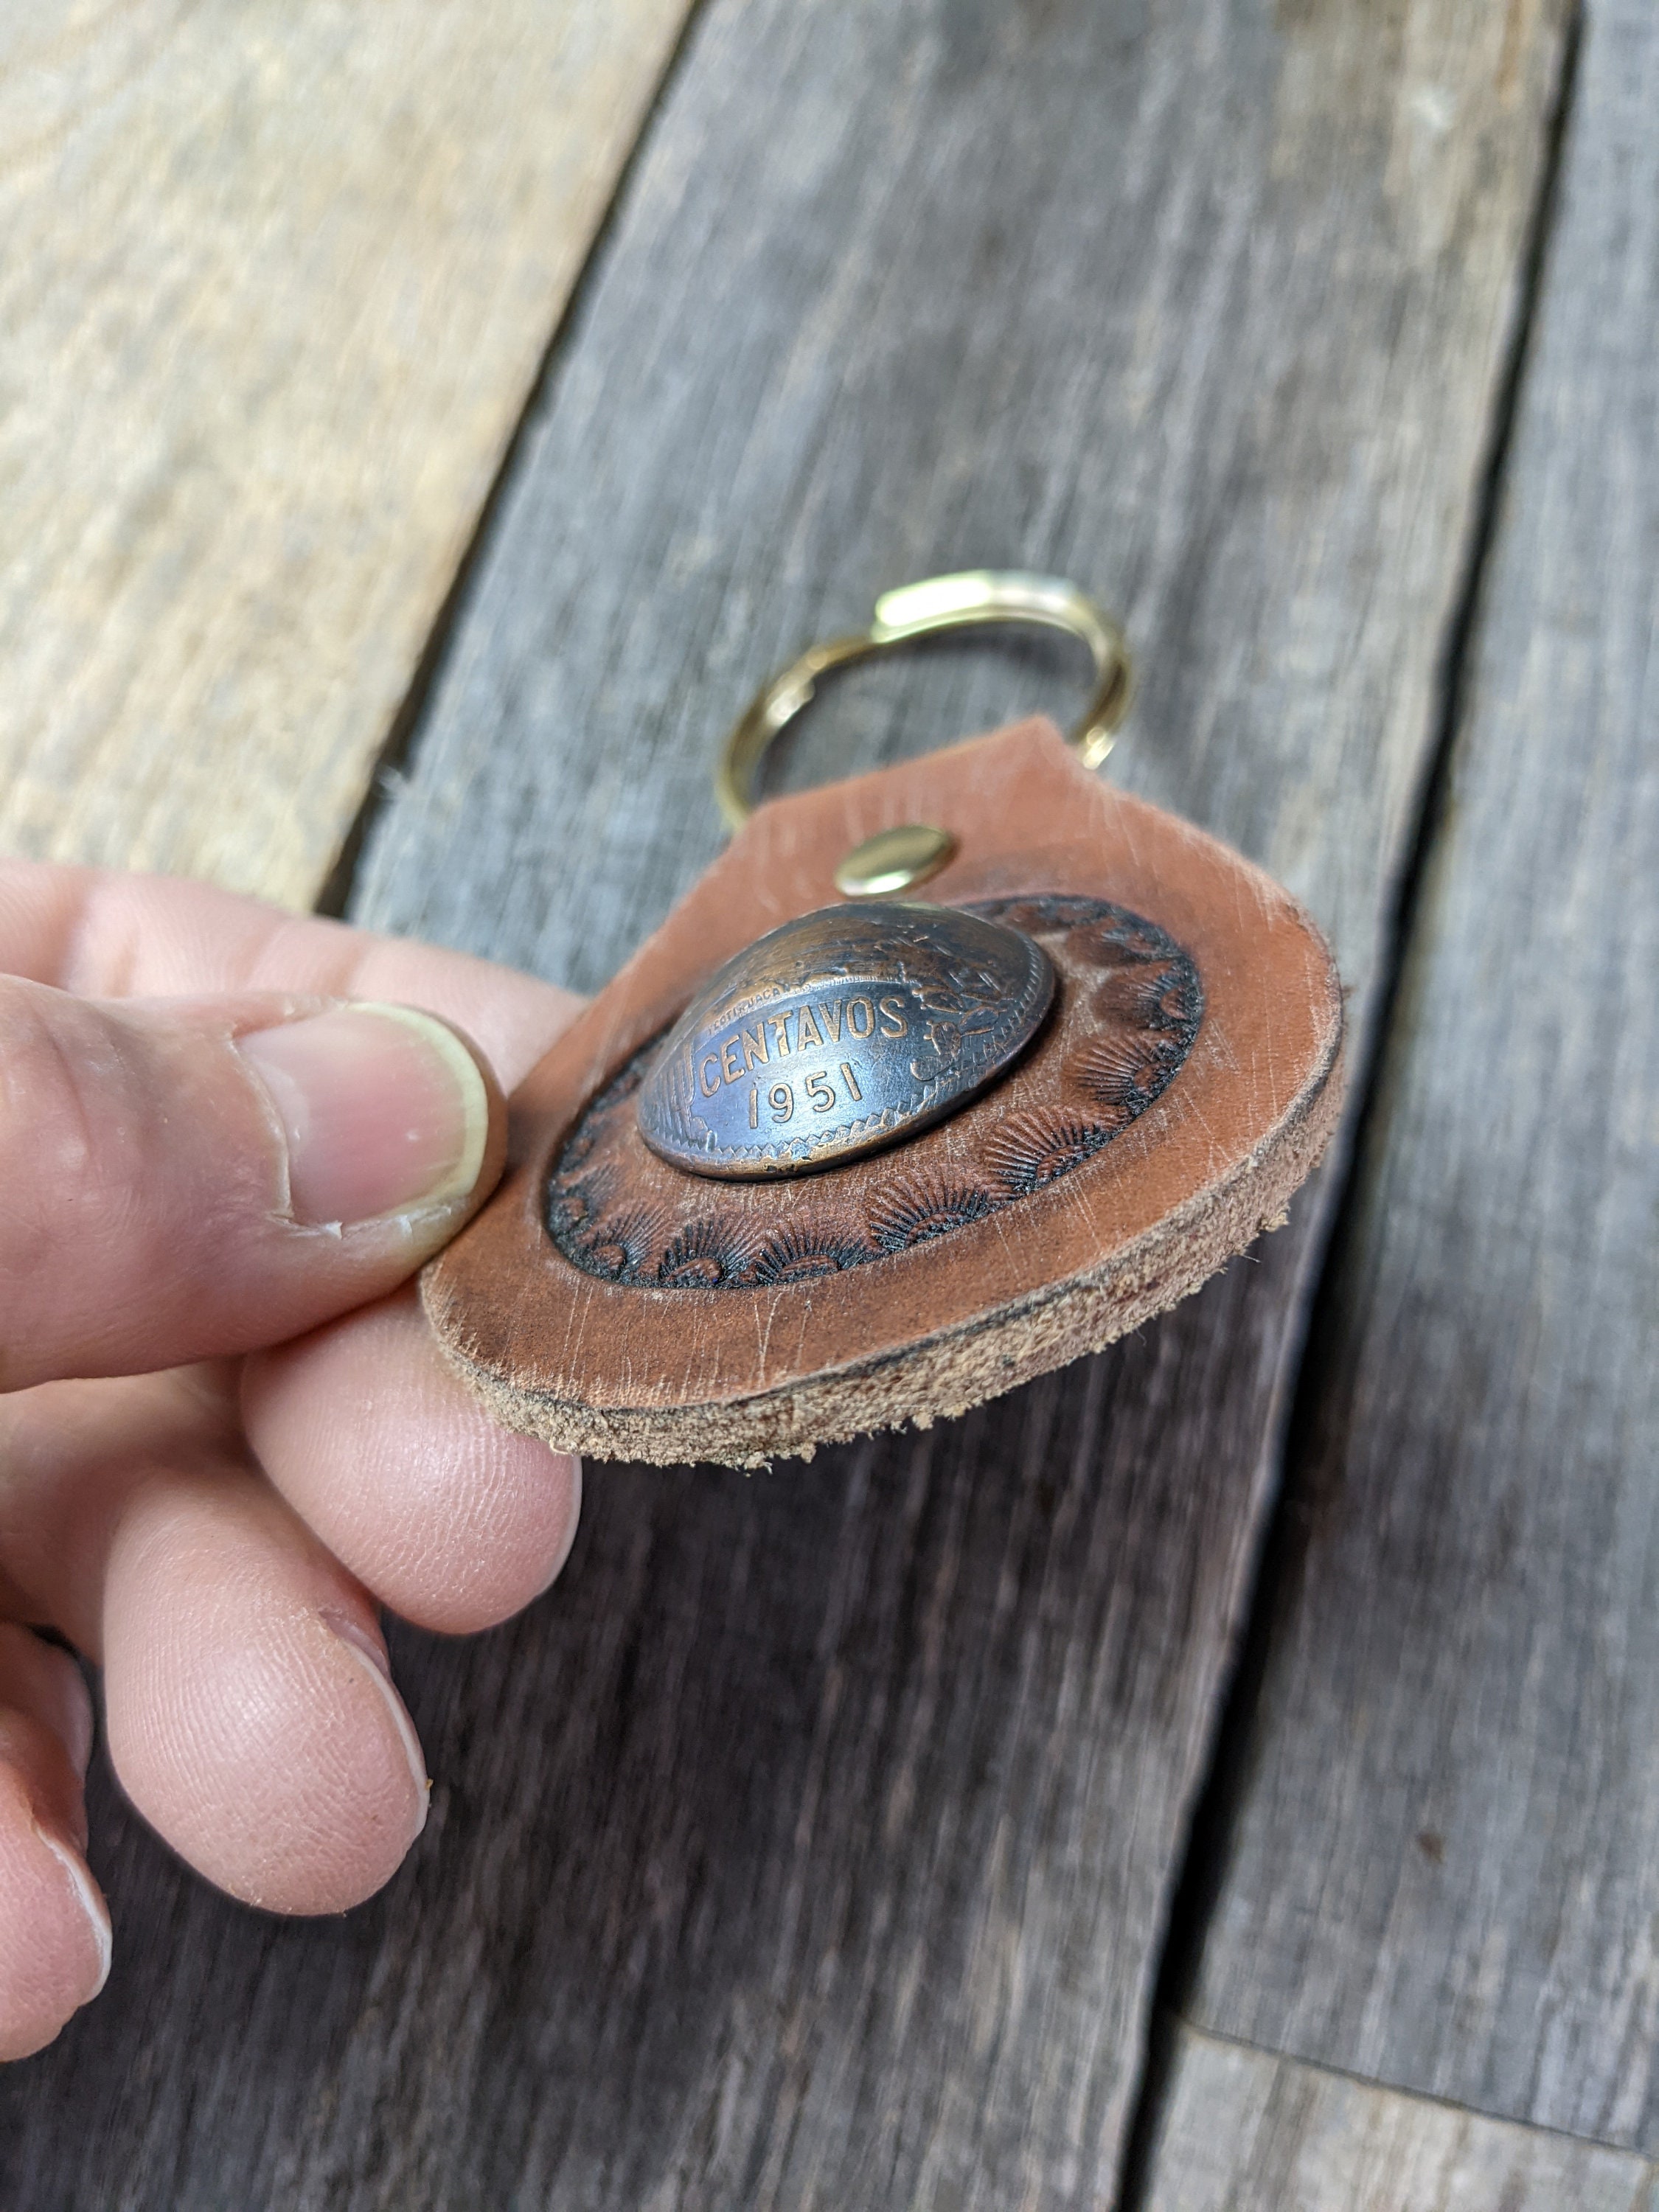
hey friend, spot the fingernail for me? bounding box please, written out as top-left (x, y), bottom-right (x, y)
top-left (34, 1824), bottom-right (113, 1999)
top-left (240, 1005), bottom-right (491, 1228)
top-left (319, 1612), bottom-right (429, 1842)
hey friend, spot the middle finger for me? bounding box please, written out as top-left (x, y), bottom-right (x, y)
top-left (0, 1371), bottom-right (428, 1912)
top-left (242, 1287), bottom-right (581, 1636)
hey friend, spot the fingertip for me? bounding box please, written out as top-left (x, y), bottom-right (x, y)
top-left (0, 1756), bottom-right (109, 2062)
top-left (244, 1292), bottom-right (583, 1634)
top-left (33, 1824), bottom-right (112, 1997)
top-left (316, 1610), bottom-right (430, 1841)
top-left (102, 1472), bottom-right (429, 1915)
top-left (0, 981), bottom-right (512, 1390)
top-left (237, 1002), bottom-right (506, 1231)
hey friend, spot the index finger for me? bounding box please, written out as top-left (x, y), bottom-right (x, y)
top-left (0, 861), bottom-right (580, 1091)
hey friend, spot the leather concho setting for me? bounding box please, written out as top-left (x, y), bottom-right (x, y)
top-left (550, 897), bottom-right (1202, 1290)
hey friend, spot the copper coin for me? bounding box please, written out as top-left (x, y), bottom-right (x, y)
top-left (636, 901), bottom-right (1054, 1179)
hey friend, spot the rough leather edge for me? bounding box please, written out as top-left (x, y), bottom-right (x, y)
top-left (431, 1011), bottom-right (1346, 1469)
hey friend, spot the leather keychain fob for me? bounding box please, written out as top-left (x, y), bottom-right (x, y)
top-left (424, 574), bottom-right (1345, 1465)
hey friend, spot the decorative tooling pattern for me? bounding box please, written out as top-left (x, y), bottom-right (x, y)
top-left (550, 897), bottom-right (1203, 1287)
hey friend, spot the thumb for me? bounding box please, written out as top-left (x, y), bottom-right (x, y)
top-left (0, 979), bottom-right (506, 1390)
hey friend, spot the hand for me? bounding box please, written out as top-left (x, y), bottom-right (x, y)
top-left (0, 861), bottom-right (584, 2059)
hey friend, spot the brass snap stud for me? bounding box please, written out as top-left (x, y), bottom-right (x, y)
top-left (833, 823), bottom-right (956, 899)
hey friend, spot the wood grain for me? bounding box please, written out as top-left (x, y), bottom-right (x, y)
top-left (352, 0), bottom-right (1566, 1014)
top-left (1144, 2028), bottom-right (1655, 2211)
top-left (1192, 0), bottom-right (1659, 2152)
top-left (0, 0), bottom-right (1568, 2203)
top-left (0, 0), bottom-right (694, 905)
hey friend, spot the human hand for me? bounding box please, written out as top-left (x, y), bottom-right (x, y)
top-left (0, 861), bottom-right (584, 2059)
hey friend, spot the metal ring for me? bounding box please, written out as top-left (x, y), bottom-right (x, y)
top-left (714, 570), bottom-right (1134, 829)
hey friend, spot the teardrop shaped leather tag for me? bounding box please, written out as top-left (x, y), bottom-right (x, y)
top-left (422, 717), bottom-right (1344, 1467)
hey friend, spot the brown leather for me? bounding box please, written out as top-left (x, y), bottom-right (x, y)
top-left (423, 717), bottom-right (1344, 1464)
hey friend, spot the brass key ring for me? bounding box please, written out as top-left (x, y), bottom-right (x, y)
top-left (715, 569), bottom-right (1134, 830)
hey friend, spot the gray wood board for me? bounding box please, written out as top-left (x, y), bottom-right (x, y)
top-left (1192, 0), bottom-right (1659, 2154)
top-left (0, 0), bottom-right (1568, 2203)
top-left (1144, 2027), bottom-right (1655, 2211)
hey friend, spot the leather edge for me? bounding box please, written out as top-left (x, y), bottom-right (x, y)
top-left (427, 977), bottom-right (1345, 1467)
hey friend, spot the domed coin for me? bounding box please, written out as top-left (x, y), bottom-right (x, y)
top-left (637, 901), bottom-right (1054, 1179)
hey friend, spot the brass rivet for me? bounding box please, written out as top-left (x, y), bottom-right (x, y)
top-left (834, 823), bottom-right (956, 899)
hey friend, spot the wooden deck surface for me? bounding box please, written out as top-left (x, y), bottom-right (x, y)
top-left (2, 0), bottom-right (1654, 2205)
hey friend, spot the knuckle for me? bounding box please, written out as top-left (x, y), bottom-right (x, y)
top-left (0, 981), bottom-right (136, 1219)
top-left (0, 982), bottom-right (159, 1352)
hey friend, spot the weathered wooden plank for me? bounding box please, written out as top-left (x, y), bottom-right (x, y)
top-left (1144, 2028), bottom-right (1655, 2211)
top-left (0, 0), bottom-right (694, 905)
top-left (1192, 0), bottom-right (1659, 2152)
top-left (351, 0), bottom-right (1566, 1010)
top-left (0, 0), bottom-right (1568, 2205)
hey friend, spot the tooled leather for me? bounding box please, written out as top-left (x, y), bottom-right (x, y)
top-left (549, 896), bottom-right (1203, 1287)
top-left (422, 717), bottom-right (1343, 1425)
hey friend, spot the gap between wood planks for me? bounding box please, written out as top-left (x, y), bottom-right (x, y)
top-left (1111, 5), bottom-right (1589, 2205)
top-left (314, 0), bottom-right (720, 922)
top-left (0, 0), bottom-right (703, 904)
top-left (1144, 2026), bottom-right (1657, 2211)
top-left (299, 1), bottom-right (1583, 2200)
top-left (0, 3), bottom-right (1583, 2204)
top-left (313, 1), bottom-right (1591, 2194)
